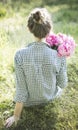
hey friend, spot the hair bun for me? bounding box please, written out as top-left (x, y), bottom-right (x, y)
top-left (33, 11), bottom-right (41, 23)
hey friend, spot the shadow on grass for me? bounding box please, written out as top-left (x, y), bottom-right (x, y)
top-left (1, 101), bottom-right (59, 130)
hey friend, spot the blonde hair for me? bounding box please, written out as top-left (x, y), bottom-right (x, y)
top-left (27, 8), bottom-right (52, 39)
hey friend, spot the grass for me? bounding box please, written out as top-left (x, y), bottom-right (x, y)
top-left (0, 1), bottom-right (78, 130)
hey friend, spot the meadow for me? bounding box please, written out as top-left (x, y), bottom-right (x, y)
top-left (0, 0), bottom-right (78, 130)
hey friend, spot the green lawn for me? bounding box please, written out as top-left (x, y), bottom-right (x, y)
top-left (0, 1), bottom-right (78, 130)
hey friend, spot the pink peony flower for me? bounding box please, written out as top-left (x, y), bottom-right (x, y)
top-left (46, 34), bottom-right (60, 46)
top-left (46, 33), bottom-right (76, 57)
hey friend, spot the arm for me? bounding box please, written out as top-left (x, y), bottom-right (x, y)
top-left (5, 51), bottom-right (28, 128)
top-left (14, 51), bottom-right (28, 103)
top-left (5, 102), bottom-right (24, 128)
top-left (14, 102), bottom-right (24, 119)
top-left (56, 57), bottom-right (68, 89)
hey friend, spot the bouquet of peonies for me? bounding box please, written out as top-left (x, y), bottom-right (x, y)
top-left (46, 33), bottom-right (76, 57)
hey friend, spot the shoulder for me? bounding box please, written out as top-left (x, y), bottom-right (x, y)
top-left (45, 45), bottom-right (66, 63)
top-left (14, 47), bottom-right (28, 65)
top-left (15, 46), bottom-right (29, 57)
top-left (14, 43), bottom-right (33, 65)
top-left (45, 44), bottom-right (57, 55)
top-left (15, 42), bottom-right (34, 56)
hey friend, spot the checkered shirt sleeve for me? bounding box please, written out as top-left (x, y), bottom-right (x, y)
top-left (56, 57), bottom-right (68, 88)
top-left (14, 51), bottom-right (28, 103)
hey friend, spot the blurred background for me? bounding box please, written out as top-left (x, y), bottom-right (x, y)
top-left (0, 0), bottom-right (78, 130)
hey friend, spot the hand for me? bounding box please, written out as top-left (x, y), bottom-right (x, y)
top-left (4, 115), bottom-right (19, 128)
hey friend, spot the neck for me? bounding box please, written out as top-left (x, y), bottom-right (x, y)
top-left (35, 37), bottom-right (45, 43)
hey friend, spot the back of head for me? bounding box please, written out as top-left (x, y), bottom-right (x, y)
top-left (27, 8), bottom-right (52, 39)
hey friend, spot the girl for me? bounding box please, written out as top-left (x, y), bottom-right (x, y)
top-left (5, 8), bottom-right (68, 128)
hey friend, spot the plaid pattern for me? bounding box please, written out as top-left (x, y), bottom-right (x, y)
top-left (14, 42), bottom-right (68, 106)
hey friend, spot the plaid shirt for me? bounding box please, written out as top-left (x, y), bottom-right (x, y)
top-left (14, 42), bottom-right (68, 106)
